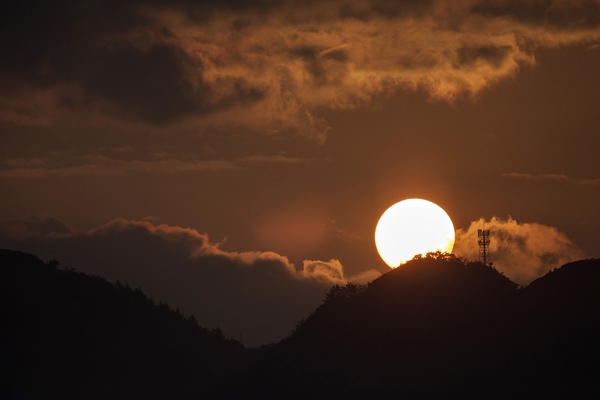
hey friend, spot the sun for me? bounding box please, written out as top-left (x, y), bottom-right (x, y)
top-left (375, 198), bottom-right (455, 268)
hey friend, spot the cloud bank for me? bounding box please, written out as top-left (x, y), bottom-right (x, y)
top-left (2, 0), bottom-right (600, 142)
top-left (454, 216), bottom-right (584, 285)
top-left (0, 216), bottom-right (379, 346)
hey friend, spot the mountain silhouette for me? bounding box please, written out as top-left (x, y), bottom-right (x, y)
top-left (251, 253), bottom-right (600, 399)
top-left (2, 249), bottom-right (600, 399)
top-left (0, 249), bottom-right (245, 399)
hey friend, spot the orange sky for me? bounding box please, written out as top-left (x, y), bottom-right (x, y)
top-left (2, 0), bottom-right (600, 345)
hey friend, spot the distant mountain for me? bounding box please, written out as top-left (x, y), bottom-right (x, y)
top-left (3, 249), bottom-right (600, 399)
top-left (0, 249), bottom-right (245, 399)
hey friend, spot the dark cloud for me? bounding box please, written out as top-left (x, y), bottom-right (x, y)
top-left (546, 0), bottom-right (600, 28)
top-left (0, 156), bottom-right (238, 178)
top-left (336, 0), bottom-right (437, 20)
top-left (0, 217), bottom-right (379, 346)
top-left (472, 0), bottom-right (600, 28)
top-left (86, 45), bottom-right (199, 124)
top-left (471, 0), bottom-right (555, 24)
top-left (321, 48), bottom-right (349, 62)
top-left (0, 0), bottom-right (142, 85)
top-left (456, 45), bottom-right (513, 69)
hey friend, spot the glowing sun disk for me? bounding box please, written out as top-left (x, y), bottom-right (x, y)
top-left (375, 198), bottom-right (455, 268)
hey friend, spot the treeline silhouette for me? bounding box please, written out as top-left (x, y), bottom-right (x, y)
top-left (2, 249), bottom-right (600, 399)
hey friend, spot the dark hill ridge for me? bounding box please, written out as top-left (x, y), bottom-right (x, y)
top-left (266, 253), bottom-right (600, 399)
top-left (2, 249), bottom-right (600, 399)
top-left (0, 249), bottom-right (245, 399)
top-left (265, 254), bottom-right (521, 397)
top-left (523, 259), bottom-right (600, 344)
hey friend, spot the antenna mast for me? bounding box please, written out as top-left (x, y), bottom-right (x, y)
top-left (477, 228), bottom-right (491, 266)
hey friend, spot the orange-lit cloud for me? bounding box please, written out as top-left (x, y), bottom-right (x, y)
top-left (454, 216), bottom-right (584, 285)
top-left (302, 259), bottom-right (346, 283)
top-left (2, 0), bottom-right (599, 144)
top-left (302, 258), bottom-right (379, 284)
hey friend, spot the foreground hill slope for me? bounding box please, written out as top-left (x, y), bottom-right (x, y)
top-left (259, 254), bottom-right (600, 399)
top-left (0, 249), bottom-right (245, 399)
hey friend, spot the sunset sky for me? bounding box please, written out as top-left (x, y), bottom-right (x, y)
top-left (2, 0), bottom-right (600, 346)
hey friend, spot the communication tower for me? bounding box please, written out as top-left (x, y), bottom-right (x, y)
top-left (478, 229), bottom-right (491, 266)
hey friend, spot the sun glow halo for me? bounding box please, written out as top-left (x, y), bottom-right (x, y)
top-left (375, 199), bottom-right (455, 268)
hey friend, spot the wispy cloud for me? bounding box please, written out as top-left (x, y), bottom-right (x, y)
top-left (579, 179), bottom-right (600, 185)
top-left (0, 152), bottom-right (327, 179)
top-left (302, 258), bottom-right (378, 285)
top-left (502, 172), bottom-right (600, 185)
top-left (325, 219), bottom-right (363, 243)
top-left (0, 158), bottom-right (238, 178)
top-left (241, 155), bottom-right (304, 164)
